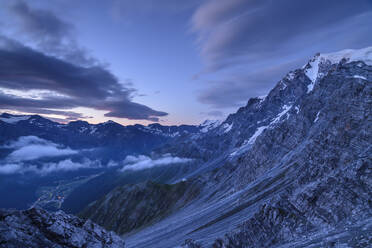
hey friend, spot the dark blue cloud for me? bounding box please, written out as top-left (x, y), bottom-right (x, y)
top-left (9, 0), bottom-right (96, 66)
top-left (0, 37), bottom-right (167, 121)
top-left (11, 1), bottom-right (72, 41)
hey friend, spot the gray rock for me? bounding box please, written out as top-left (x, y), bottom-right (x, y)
top-left (0, 208), bottom-right (125, 248)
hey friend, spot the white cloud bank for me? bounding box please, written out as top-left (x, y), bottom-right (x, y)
top-left (121, 154), bottom-right (192, 172)
top-left (0, 163), bottom-right (23, 174)
top-left (0, 159), bottom-right (102, 175)
top-left (0, 136), bottom-right (102, 175)
top-left (37, 159), bottom-right (101, 175)
top-left (3, 136), bottom-right (77, 162)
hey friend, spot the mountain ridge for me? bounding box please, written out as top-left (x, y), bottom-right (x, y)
top-left (81, 46), bottom-right (372, 247)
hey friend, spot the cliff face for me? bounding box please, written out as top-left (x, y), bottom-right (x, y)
top-left (0, 208), bottom-right (125, 248)
top-left (208, 59), bottom-right (372, 247)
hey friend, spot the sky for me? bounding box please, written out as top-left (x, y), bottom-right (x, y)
top-left (0, 0), bottom-right (371, 126)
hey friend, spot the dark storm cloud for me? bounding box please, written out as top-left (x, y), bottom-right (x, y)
top-left (0, 37), bottom-right (168, 121)
top-left (193, 0), bottom-right (372, 108)
top-left (9, 0), bottom-right (96, 66)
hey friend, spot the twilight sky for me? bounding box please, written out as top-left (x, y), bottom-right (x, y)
top-left (0, 0), bottom-right (371, 125)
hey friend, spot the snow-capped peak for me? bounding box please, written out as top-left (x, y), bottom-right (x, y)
top-left (199, 119), bottom-right (221, 133)
top-left (304, 46), bottom-right (372, 93)
top-left (317, 46), bottom-right (372, 65)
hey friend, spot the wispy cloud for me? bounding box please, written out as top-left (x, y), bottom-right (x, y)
top-left (121, 154), bottom-right (192, 172)
top-left (8, 0), bottom-right (95, 66)
top-left (192, 0), bottom-right (372, 108)
top-left (0, 163), bottom-right (23, 174)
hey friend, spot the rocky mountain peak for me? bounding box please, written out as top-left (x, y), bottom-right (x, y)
top-left (303, 46), bottom-right (372, 91)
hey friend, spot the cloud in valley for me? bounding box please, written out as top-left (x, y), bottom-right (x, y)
top-left (0, 163), bottom-right (23, 174)
top-left (0, 159), bottom-right (102, 175)
top-left (37, 159), bottom-right (101, 175)
top-left (121, 154), bottom-right (192, 172)
top-left (3, 136), bottom-right (77, 162)
top-left (0, 136), bottom-right (116, 175)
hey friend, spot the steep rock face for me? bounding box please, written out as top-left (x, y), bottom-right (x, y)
top-left (117, 47), bottom-right (372, 247)
top-left (80, 180), bottom-right (202, 235)
top-left (200, 51), bottom-right (372, 247)
top-left (157, 59), bottom-right (313, 174)
top-left (0, 208), bottom-right (125, 248)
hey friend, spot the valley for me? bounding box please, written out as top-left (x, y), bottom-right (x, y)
top-left (31, 173), bottom-right (102, 211)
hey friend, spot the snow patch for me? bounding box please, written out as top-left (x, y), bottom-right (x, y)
top-left (258, 95), bottom-right (267, 100)
top-left (199, 119), bottom-right (221, 133)
top-left (314, 112), bottom-right (320, 123)
top-left (279, 81), bottom-right (287, 90)
top-left (89, 126), bottom-right (97, 134)
top-left (286, 72), bottom-right (295, 81)
top-left (170, 131), bottom-right (180, 137)
top-left (230, 140), bottom-right (251, 157)
top-left (305, 46), bottom-right (372, 93)
top-left (79, 127), bottom-right (88, 133)
top-left (295, 106), bottom-right (300, 114)
top-left (353, 75), bottom-right (367, 80)
top-left (0, 115), bottom-right (30, 124)
top-left (222, 122), bottom-right (233, 133)
top-left (242, 104), bottom-right (293, 148)
top-left (247, 126), bottom-right (268, 145)
top-left (271, 104), bottom-right (292, 124)
top-left (320, 46), bottom-right (372, 65)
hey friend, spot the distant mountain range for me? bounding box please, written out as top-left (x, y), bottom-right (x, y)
top-left (0, 112), bottom-right (202, 160)
top-left (1, 46), bottom-right (371, 248)
top-left (0, 112), bottom-right (213, 211)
